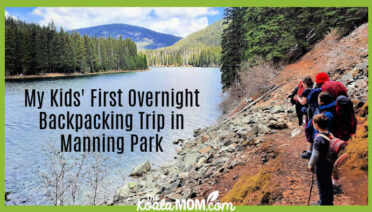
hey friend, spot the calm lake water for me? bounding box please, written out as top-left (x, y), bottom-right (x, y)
top-left (5, 67), bottom-right (223, 205)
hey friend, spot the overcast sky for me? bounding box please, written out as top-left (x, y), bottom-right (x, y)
top-left (5, 7), bottom-right (225, 37)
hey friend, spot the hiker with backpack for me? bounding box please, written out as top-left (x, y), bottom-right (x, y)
top-left (334, 95), bottom-right (357, 141)
top-left (317, 77), bottom-right (352, 193)
top-left (289, 76), bottom-right (314, 126)
top-left (302, 73), bottom-right (330, 158)
top-left (321, 81), bottom-right (348, 100)
top-left (306, 72), bottom-right (330, 119)
top-left (302, 92), bottom-right (336, 159)
top-left (288, 82), bottom-right (303, 126)
top-left (331, 95), bottom-right (357, 194)
top-left (307, 114), bottom-right (334, 205)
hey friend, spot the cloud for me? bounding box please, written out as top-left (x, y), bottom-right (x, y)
top-left (31, 7), bottom-right (219, 37)
top-left (5, 10), bottom-right (17, 19)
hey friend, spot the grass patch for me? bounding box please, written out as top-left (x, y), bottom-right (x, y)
top-left (222, 158), bottom-right (281, 205)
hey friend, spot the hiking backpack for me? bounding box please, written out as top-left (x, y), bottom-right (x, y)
top-left (297, 81), bottom-right (305, 96)
top-left (321, 81), bottom-right (348, 99)
top-left (334, 95), bottom-right (357, 141)
top-left (318, 133), bottom-right (348, 165)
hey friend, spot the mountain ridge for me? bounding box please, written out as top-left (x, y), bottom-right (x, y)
top-left (145, 19), bottom-right (224, 67)
top-left (69, 23), bottom-right (182, 49)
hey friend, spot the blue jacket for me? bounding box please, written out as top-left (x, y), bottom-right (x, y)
top-left (306, 87), bottom-right (322, 118)
top-left (308, 101), bottom-right (336, 139)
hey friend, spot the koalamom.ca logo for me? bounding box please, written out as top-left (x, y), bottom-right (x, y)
top-left (137, 191), bottom-right (236, 211)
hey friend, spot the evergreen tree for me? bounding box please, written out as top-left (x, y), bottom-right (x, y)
top-left (220, 7), bottom-right (246, 88)
top-left (5, 17), bottom-right (148, 76)
top-left (219, 7), bottom-right (368, 89)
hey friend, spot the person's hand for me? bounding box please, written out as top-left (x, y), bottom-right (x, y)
top-left (307, 165), bottom-right (314, 172)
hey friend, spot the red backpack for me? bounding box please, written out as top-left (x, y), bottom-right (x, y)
top-left (297, 81), bottom-right (305, 96)
top-left (318, 133), bottom-right (348, 165)
top-left (321, 81), bottom-right (347, 99)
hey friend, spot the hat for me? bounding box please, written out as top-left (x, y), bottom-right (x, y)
top-left (315, 72), bottom-right (329, 84)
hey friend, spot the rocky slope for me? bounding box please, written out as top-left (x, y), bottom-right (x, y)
top-left (111, 23), bottom-right (368, 206)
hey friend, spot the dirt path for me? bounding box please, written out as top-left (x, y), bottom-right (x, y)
top-left (197, 23), bottom-right (369, 206)
top-left (200, 113), bottom-right (362, 205)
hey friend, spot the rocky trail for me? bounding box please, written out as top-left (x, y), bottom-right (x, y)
top-left (201, 109), bottom-right (364, 205)
top-left (111, 23), bottom-right (368, 206)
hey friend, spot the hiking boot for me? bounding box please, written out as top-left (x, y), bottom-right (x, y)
top-left (301, 150), bottom-right (312, 159)
top-left (333, 185), bottom-right (344, 194)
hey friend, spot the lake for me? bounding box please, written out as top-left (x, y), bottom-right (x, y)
top-left (5, 67), bottom-right (223, 205)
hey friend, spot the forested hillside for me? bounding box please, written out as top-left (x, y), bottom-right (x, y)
top-left (220, 7), bottom-right (368, 88)
top-left (145, 20), bottom-right (224, 67)
top-left (70, 24), bottom-right (181, 49)
top-left (5, 18), bottom-right (147, 76)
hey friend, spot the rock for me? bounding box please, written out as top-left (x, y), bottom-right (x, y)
top-left (172, 140), bottom-right (179, 144)
top-left (221, 145), bottom-right (234, 153)
top-left (169, 180), bottom-right (181, 190)
top-left (236, 128), bottom-right (248, 138)
top-left (247, 124), bottom-right (259, 137)
top-left (226, 159), bottom-right (238, 169)
top-left (268, 120), bottom-right (288, 129)
top-left (196, 157), bottom-right (207, 168)
top-left (346, 81), bottom-right (356, 90)
top-left (201, 135), bottom-right (209, 142)
top-left (199, 146), bottom-right (212, 154)
top-left (257, 123), bottom-right (271, 135)
top-left (115, 181), bottom-right (138, 199)
top-left (115, 185), bottom-right (130, 199)
top-left (182, 187), bottom-right (192, 199)
top-left (179, 172), bottom-right (189, 179)
top-left (236, 144), bottom-right (247, 151)
top-left (253, 138), bottom-right (264, 145)
top-left (291, 128), bottom-right (302, 137)
top-left (181, 152), bottom-right (200, 171)
top-left (355, 61), bottom-right (368, 71)
top-left (341, 73), bottom-right (354, 82)
top-left (241, 116), bottom-right (251, 124)
top-left (130, 160), bottom-right (151, 176)
top-left (127, 182), bottom-right (137, 189)
top-left (193, 128), bottom-right (202, 137)
top-left (168, 193), bottom-right (182, 201)
top-left (189, 169), bottom-right (203, 180)
top-left (223, 139), bottom-right (233, 146)
top-left (270, 106), bottom-right (285, 114)
top-left (261, 155), bottom-right (268, 163)
top-left (286, 106), bottom-right (295, 114)
top-left (356, 79), bottom-right (368, 89)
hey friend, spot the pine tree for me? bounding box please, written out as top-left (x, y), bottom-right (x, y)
top-left (5, 17), bottom-right (147, 76)
top-left (220, 7), bottom-right (246, 88)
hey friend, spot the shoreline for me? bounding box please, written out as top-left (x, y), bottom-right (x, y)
top-left (5, 69), bottom-right (149, 81)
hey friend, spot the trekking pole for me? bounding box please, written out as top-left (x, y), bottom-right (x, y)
top-left (307, 172), bottom-right (315, 205)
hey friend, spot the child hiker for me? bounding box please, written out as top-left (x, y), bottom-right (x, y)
top-left (307, 114), bottom-right (334, 205)
top-left (302, 92), bottom-right (336, 159)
